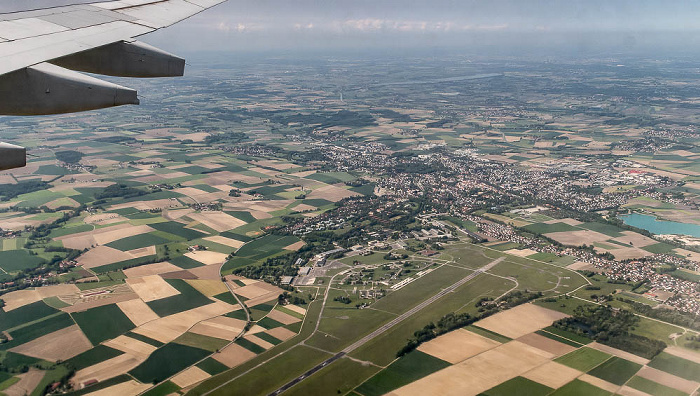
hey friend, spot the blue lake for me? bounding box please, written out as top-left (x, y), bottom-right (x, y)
top-left (620, 213), bottom-right (700, 238)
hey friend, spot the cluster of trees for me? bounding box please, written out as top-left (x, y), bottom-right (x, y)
top-left (233, 252), bottom-right (301, 282)
top-left (204, 131), bottom-right (247, 145)
top-left (397, 290), bottom-right (543, 357)
top-left (333, 296), bottom-right (352, 304)
top-left (260, 109), bottom-right (377, 130)
top-left (553, 305), bottom-right (666, 359)
top-left (54, 150), bottom-right (84, 164)
top-left (278, 291), bottom-right (306, 306)
top-left (95, 184), bottom-right (147, 200)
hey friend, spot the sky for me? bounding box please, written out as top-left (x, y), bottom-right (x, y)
top-left (4, 0), bottom-right (700, 54)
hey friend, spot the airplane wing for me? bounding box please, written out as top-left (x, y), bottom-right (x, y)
top-left (0, 0), bottom-right (227, 170)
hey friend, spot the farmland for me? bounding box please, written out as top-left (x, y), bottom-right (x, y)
top-left (2, 48), bottom-right (700, 396)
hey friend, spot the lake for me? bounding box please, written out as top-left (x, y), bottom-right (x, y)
top-left (620, 213), bottom-right (700, 238)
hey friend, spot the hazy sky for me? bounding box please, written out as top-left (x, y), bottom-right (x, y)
top-left (142, 0), bottom-right (700, 53)
top-left (5, 0), bottom-right (700, 53)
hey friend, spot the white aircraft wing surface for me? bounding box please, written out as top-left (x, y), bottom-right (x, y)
top-left (0, 0), bottom-right (227, 170)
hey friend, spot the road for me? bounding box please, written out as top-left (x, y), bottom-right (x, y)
top-left (269, 256), bottom-right (505, 395)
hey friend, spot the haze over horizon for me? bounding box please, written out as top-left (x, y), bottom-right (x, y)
top-left (3, 0), bottom-right (700, 54)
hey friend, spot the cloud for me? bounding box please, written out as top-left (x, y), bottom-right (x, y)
top-left (214, 21), bottom-right (257, 33)
top-left (336, 19), bottom-right (465, 33)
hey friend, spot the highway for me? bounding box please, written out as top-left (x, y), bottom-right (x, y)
top-left (269, 256), bottom-right (505, 395)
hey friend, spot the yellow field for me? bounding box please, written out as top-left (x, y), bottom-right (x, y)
top-left (117, 299), bottom-right (159, 326)
top-left (126, 275), bottom-right (180, 302)
top-left (473, 304), bottom-right (568, 339)
top-left (522, 361), bottom-right (581, 388)
top-left (1, 289), bottom-right (41, 311)
top-left (190, 318), bottom-right (244, 340)
top-left (104, 335), bottom-right (157, 359)
top-left (72, 354), bottom-right (144, 388)
top-left (122, 261), bottom-right (183, 278)
top-left (265, 309), bottom-right (301, 325)
top-left (266, 327), bottom-right (297, 341)
top-left (184, 251), bottom-right (228, 265)
top-left (84, 379), bottom-right (151, 396)
top-left (212, 343), bottom-right (257, 368)
top-left (390, 341), bottom-right (553, 396)
top-left (130, 301), bottom-right (235, 343)
top-left (171, 366), bottom-right (211, 388)
top-left (418, 329), bottom-right (500, 364)
top-left (185, 279), bottom-right (229, 297)
top-left (10, 325), bottom-right (92, 362)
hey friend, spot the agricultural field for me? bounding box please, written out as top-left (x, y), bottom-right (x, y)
top-left (348, 303), bottom-right (700, 396)
top-left (2, 49), bottom-right (700, 396)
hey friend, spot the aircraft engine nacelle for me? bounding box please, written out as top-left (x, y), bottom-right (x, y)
top-left (0, 63), bottom-right (139, 116)
top-left (0, 142), bottom-right (26, 171)
top-left (51, 40), bottom-right (186, 78)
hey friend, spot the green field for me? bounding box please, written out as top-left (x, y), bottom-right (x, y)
top-left (227, 211), bottom-right (257, 223)
top-left (481, 376), bottom-right (553, 396)
top-left (522, 222), bottom-right (579, 234)
top-left (626, 375), bottom-right (687, 396)
top-left (196, 357), bottom-right (230, 376)
top-left (488, 260), bottom-right (561, 292)
top-left (578, 222), bottom-right (625, 237)
top-left (72, 304), bottom-right (136, 345)
top-left (106, 233), bottom-right (172, 251)
top-left (91, 254), bottom-right (159, 274)
top-left (1, 351), bottom-right (40, 370)
top-left (150, 221), bottom-right (208, 240)
top-left (199, 345), bottom-right (331, 396)
top-left (125, 332), bottom-right (165, 347)
top-left (668, 269), bottom-right (700, 282)
top-left (0, 301), bottom-right (58, 331)
top-left (213, 291), bottom-right (238, 305)
top-left (226, 310), bottom-right (249, 320)
top-left (275, 306), bottom-right (305, 320)
top-left (222, 234), bottom-right (300, 272)
top-left (232, 234), bottom-right (299, 258)
top-left (648, 352), bottom-right (700, 381)
top-left (355, 351), bottom-right (451, 396)
top-left (554, 347), bottom-right (611, 372)
top-left (142, 380), bottom-right (181, 396)
top-left (235, 338), bottom-right (266, 354)
top-left (526, 252), bottom-right (560, 263)
top-left (170, 255), bottom-right (206, 269)
top-left (255, 332), bottom-right (283, 345)
top-left (301, 198), bottom-right (334, 208)
top-left (549, 379), bottom-right (612, 396)
top-left (65, 345), bottom-right (124, 370)
top-left (129, 343), bottom-right (210, 383)
top-left (146, 279), bottom-right (213, 317)
top-left (642, 242), bottom-right (676, 254)
top-left (174, 332), bottom-right (228, 352)
top-left (587, 356), bottom-right (642, 385)
top-left (286, 356), bottom-right (379, 396)
top-left (1, 312), bottom-right (75, 350)
top-left (0, 250), bottom-right (45, 272)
